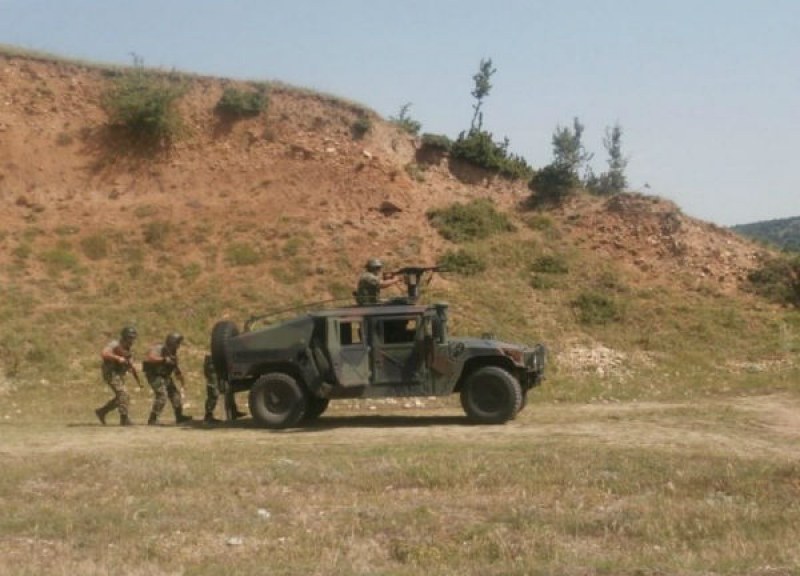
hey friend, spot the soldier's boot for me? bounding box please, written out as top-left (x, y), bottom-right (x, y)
top-left (147, 412), bottom-right (159, 426)
top-left (231, 407), bottom-right (247, 420)
top-left (120, 414), bottom-right (134, 426)
top-left (95, 407), bottom-right (108, 425)
top-left (204, 412), bottom-right (222, 424)
top-left (175, 407), bottom-right (193, 424)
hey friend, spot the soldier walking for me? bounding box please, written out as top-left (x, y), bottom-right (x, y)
top-left (143, 332), bottom-right (192, 425)
top-left (203, 354), bottom-right (245, 423)
top-left (95, 325), bottom-right (140, 426)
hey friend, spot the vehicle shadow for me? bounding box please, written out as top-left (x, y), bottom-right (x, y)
top-left (181, 413), bottom-right (471, 432)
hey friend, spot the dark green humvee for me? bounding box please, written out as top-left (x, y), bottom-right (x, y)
top-left (211, 273), bottom-right (545, 429)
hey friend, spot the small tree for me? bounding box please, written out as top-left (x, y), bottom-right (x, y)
top-left (390, 103), bottom-right (422, 136)
top-left (451, 58), bottom-right (531, 180)
top-left (470, 58), bottom-right (496, 133)
top-left (588, 123), bottom-right (628, 195)
top-left (551, 117), bottom-right (593, 179)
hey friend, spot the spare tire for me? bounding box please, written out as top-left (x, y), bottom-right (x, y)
top-left (210, 320), bottom-right (239, 380)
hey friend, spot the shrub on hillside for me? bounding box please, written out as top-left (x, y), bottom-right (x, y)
top-left (451, 130), bottom-right (532, 180)
top-left (215, 86), bottom-right (268, 118)
top-left (438, 249), bottom-right (486, 276)
top-left (102, 62), bottom-right (187, 145)
top-left (420, 133), bottom-right (453, 152)
top-left (390, 103), bottom-right (422, 136)
top-left (747, 255), bottom-right (800, 307)
top-left (572, 291), bottom-right (623, 325)
top-left (427, 199), bottom-right (515, 243)
top-left (528, 163), bottom-right (580, 206)
top-left (351, 115), bottom-right (372, 140)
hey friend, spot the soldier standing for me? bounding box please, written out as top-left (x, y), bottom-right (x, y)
top-left (355, 258), bottom-right (400, 305)
top-left (95, 326), bottom-right (140, 426)
top-left (203, 354), bottom-right (245, 424)
top-left (143, 332), bottom-right (193, 425)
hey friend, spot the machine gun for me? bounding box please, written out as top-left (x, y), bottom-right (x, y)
top-left (388, 266), bottom-right (449, 304)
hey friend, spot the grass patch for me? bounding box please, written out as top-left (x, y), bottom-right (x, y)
top-left (427, 199), bottom-right (515, 243)
top-left (437, 249), bottom-right (486, 276)
top-left (2, 404), bottom-right (800, 575)
top-left (143, 220), bottom-right (171, 248)
top-left (79, 233), bottom-right (109, 260)
top-left (572, 291), bottom-right (623, 325)
top-left (225, 242), bottom-right (263, 267)
top-left (531, 254), bottom-right (569, 274)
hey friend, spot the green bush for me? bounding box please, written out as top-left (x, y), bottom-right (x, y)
top-left (427, 199), bottom-right (515, 243)
top-left (437, 249), bottom-right (486, 276)
top-left (572, 291), bottom-right (622, 325)
top-left (451, 130), bottom-right (532, 180)
top-left (528, 163), bottom-right (580, 206)
top-left (103, 63), bottom-right (186, 145)
top-left (351, 115), bottom-right (372, 140)
top-left (215, 86), bottom-right (268, 118)
top-left (747, 255), bottom-right (800, 307)
top-left (420, 133), bottom-right (452, 152)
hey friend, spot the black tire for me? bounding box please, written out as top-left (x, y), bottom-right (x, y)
top-left (304, 397), bottom-right (330, 421)
top-left (517, 390), bottom-right (529, 414)
top-left (211, 321), bottom-right (239, 380)
top-left (248, 373), bottom-right (307, 429)
top-left (460, 366), bottom-right (522, 424)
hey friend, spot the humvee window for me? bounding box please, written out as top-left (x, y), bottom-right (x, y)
top-left (379, 318), bottom-right (418, 345)
top-left (339, 320), bottom-right (363, 345)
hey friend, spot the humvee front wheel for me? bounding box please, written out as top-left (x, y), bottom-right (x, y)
top-left (249, 373), bottom-right (307, 429)
top-left (460, 366), bottom-right (522, 424)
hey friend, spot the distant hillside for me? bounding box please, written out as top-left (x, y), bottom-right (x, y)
top-left (732, 216), bottom-right (800, 251)
top-left (1, 47), bottom-right (796, 394)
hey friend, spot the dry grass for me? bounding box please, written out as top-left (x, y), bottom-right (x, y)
top-left (2, 393), bottom-right (800, 575)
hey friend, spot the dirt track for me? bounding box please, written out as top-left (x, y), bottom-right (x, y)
top-left (3, 394), bottom-right (799, 462)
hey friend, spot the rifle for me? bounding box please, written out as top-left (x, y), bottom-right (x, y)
top-left (121, 355), bottom-right (143, 388)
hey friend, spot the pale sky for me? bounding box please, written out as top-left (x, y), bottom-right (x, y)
top-left (1, 0), bottom-right (797, 226)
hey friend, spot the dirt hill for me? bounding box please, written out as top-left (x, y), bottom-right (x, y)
top-left (0, 50), bottom-right (787, 385)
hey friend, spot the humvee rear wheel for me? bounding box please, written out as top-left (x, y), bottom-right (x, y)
top-left (460, 366), bottom-right (522, 424)
top-left (304, 397), bottom-right (330, 421)
top-left (211, 321), bottom-right (239, 380)
top-left (249, 373), bottom-right (307, 429)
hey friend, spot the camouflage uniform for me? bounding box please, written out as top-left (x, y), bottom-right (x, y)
top-left (355, 271), bottom-right (381, 305)
top-left (203, 354), bottom-right (244, 423)
top-left (143, 333), bottom-right (191, 425)
top-left (95, 327), bottom-right (138, 426)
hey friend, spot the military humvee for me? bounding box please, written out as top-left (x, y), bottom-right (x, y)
top-left (210, 268), bottom-right (546, 428)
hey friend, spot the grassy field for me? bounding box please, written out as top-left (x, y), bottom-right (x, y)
top-left (2, 385), bottom-right (800, 575)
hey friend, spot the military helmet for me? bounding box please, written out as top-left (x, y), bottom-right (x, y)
top-left (120, 326), bottom-right (138, 341)
top-left (165, 332), bottom-right (183, 350)
top-left (366, 258), bottom-right (383, 272)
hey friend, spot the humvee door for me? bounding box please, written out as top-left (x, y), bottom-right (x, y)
top-left (326, 316), bottom-right (370, 387)
top-left (369, 314), bottom-right (424, 386)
